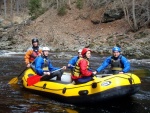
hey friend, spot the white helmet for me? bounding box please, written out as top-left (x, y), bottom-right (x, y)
top-left (78, 49), bottom-right (82, 53)
top-left (42, 47), bottom-right (50, 51)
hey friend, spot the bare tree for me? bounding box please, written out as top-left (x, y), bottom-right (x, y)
top-left (56, 0), bottom-right (59, 9)
top-left (120, 0), bottom-right (133, 30)
top-left (132, 0), bottom-right (138, 31)
top-left (145, 0), bottom-right (150, 26)
top-left (67, 0), bottom-right (71, 9)
top-left (4, 0), bottom-right (7, 18)
top-left (10, 0), bottom-right (13, 17)
top-left (16, 0), bottom-right (19, 15)
top-left (0, 1), bottom-right (3, 15)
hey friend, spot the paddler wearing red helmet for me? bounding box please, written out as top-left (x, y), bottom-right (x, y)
top-left (72, 48), bottom-right (96, 84)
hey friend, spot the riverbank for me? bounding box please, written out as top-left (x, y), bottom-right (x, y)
top-left (0, 7), bottom-right (150, 58)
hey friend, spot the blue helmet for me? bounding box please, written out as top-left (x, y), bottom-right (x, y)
top-left (112, 46), bottom-right (121, 52)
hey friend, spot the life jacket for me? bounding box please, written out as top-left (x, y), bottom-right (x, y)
top-left (29, 47), bottom-right (40, 62)
top-left (111, 55), bottom-right (123, 71)
top-left (73, 58), bottom-right (89, 78)
top-left (42, 56), bottom-right (49, 71)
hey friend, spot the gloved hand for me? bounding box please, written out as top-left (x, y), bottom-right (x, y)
top-left (91, 72), bottom-right (97, 77)
top-left (44, 72), bottom-right (50, 75)
top-left (27, 63), bottom-right (31, 68)
top-left (92, 71), bottom-right (97, 76)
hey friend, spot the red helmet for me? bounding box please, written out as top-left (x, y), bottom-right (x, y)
top-left (81, 48), bottom-right (91, 56)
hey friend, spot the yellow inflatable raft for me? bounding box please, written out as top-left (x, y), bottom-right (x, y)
top-left (22, 68), bottom-right (141, 104)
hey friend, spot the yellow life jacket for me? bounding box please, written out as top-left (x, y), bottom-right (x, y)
top-left (73, 58), bottom-right (89, 78)
top-left (43, 58), bottom-right (49, 71)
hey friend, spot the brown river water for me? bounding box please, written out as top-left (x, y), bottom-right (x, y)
top-left (0, 52), bottom-right (150, 113)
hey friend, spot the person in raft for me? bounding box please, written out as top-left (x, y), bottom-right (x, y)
top-left (24, 38), bottom-right (42, 69)
top-left (67, 49), bottom-right (82, 74)
top-left (71, 48), bottom-right (96, 84)
top-left (35, 47), bottom-right (66, 81)
top-left (94, 46), bottom-right (130, 75)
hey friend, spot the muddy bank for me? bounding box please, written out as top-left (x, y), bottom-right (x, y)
top-left (0, 8), bottom-right (150, 59)
top-left (0, 21), bottom-right (150, 59)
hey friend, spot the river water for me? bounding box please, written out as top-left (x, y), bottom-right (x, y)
top-left (0, 52), bottom-right (150, 113)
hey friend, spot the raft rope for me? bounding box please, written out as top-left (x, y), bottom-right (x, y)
top-left (124, 73), bottom-right (135, 84)
top-left (29, 73), bottom-right (136, 91)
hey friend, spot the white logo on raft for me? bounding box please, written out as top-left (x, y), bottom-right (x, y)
top-left (101, 81), bottom-right (111, 86)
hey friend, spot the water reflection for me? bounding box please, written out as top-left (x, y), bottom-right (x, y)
top-left (0, 52), bottom-right (150, 113)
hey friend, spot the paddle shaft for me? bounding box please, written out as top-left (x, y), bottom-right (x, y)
top-left (43, 68), bottom-right (63, 75)
top-left (8, 57), bottom-right (38, 84)
top-left (69, 64), bottom-right (75, 67)
top-left (18, 67), bottom-right (27, 77)
top-left (51, 68), bottom-right (63, 73)
top-left (17, 59), bottom-right (36, 78)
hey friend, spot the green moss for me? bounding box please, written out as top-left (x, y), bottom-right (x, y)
top-left (57, 6), bottom-right (67, 16)
top-left (28, 0), bottom-right (46, 20)
top-left (76, 0), bottom-right (83, 9)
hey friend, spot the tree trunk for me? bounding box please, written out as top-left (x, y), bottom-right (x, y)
top-left (132, 0), bottom-right (138, 31)
top-left (4, 0), bottom-right (7, 18)
top-left (10, 0), bottom-right (13, 16)
top-left (120, 0), bottom-right (133, 30)
top-left (10, 0), bottom-right (14, 24)
top-left (56, 0), bottom-right (59, 9)
top-left (16, 0), bottom-right (19, 15)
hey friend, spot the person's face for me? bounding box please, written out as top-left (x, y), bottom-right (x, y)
top-left (78, 52), bottom-right (82, 58)
top-left (43, 50), bottom-right (49, 56)
top-left (86, 51), bottom-right (91, 59)
top-left (32, 42), bottom-right (38, 47)
top-left (113, 51), bottom-right (120, 57)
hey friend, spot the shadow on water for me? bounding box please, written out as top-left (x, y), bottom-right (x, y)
top-left (0, 52), bottom-right (150, 113)
top-left (3, 84), bottom-right (141, 113)
top-left (74, 98), bottom-right (143, 113)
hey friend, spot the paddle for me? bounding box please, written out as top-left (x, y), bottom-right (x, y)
top-left (27, 74), bottom-right (42, 86)
top-left (27, 68), bottom-right (63, 86)
top-left (8, 67), bottom-right (27, 84)
top-left (8, 57), bottom-right (38, 84)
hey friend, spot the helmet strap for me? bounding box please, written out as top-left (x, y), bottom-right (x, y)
top-left (42, 52), bottom-right (47, 58)
top-left (83, 54), bottom-right (89, 60)
top-left (32, 46), bottom-right (39, 51)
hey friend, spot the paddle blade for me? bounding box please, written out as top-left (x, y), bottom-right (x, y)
top-left (8, 77), bottom-right (18, 84)
top-left (27, 75), bottom-right (42, 86)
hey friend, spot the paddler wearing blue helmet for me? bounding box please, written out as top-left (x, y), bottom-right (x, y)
top-left (67, 49), bottom-right (82, 74)
top-left (94, 46), bottom-right (130, 74)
